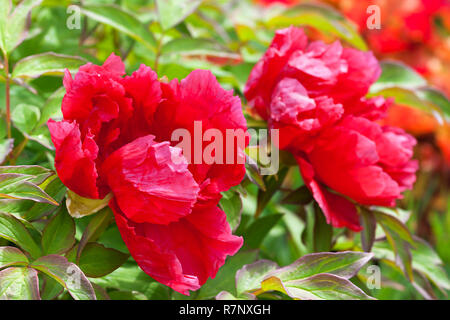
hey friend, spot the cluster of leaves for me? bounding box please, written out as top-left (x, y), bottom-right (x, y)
top-left (0, 0), bottom-right (449, 300)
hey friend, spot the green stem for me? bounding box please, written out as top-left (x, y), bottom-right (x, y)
top-left (9, 136), bottom-right (28, 165)
top-left (153, 33), bottom-right (165, 72)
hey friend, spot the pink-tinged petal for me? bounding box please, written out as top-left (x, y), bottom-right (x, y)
top-left (329, 48), bottom-right (381, 104)
top-left (61, 54), bottom-right (132, 137)
top-left (269, 78), bottom-right (343, 150)
top-left (63, 69), bottom-right (73, 92)
top-left (111, 200), bottom-right (243, 295)
top-left (78, 53), bottom-right (125, 77)
top-left (47, 119), bottom-right (99, 199)
top-left (270, 78), bottom-right (317, 126)
top-left (61, 71), bottom-right (128, 125)
top-left (297, 156), bottom-right (361, 231)
top-left (377, 126), bottom-right (417, 168)
top-left (384, 160), bottom-right (418, 192)
top-left (287, 40), bottom-right (345, 82)
top-left (244, 26), bottom-right (308, 119)
top-left (102, 135), bottom-right (199, 225)
top-left (102, 53), bottom-right (126, 76)
top-left (344, 96), bottom-right (392, 120)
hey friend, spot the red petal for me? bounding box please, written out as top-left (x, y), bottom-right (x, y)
top-left (111, 199), bottom-right (243, 295)
top-left (47, 119), bottom-right (99, 199)
top-left (102, 135), bottom-right (200, 225)
top-left (244, 26), bottom-right (308, 119)
top-left (152, 70), bottom-right (248, 204)
top-left (297, 156), bottom-right (362, 231)
top-left (120, 65), bottom-right (162, 141)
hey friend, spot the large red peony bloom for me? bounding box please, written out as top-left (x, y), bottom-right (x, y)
top-left (244, 27), bottom-right (418, 231)
top-left (48, 54), bottom-right (247, 294)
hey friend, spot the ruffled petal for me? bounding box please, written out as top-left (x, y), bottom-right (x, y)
top-left (244, 26), bottom-right (308, 119)
top-left (152, 70), bottom-right (248, 204)
top-left (102, 135), bottom-right (200, 225)
top-left (269, 77), bottom-right (343, 150)
top-left (111, 200), bottom-right (243, 295)
top-left (47, 119), bottom-right (99, 199)
top-left (121, 65), bottom-right (162, 141)
top-left (308, 120), bottom-right (403, 206)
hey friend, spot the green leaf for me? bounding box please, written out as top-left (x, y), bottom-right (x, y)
top-left (0, 165), bottom-right (52, 177)
top-left (417, 87), bottom-right (450, 119)
top-left (0, 212), bottom-right (41, 258)
top-left (261, 273), bottom-right (373, 300)
top-left (236, 259), bottom-right (278, 296)
top-left (197, 250), bottom-right (259, 299)
top-left (23, 176), bottom-right (66, 221)
top-left (0, 267), bottom-right (40, 300)
top-left (411, 237), bottom-right (450, 292)
top-left (41, 207), bottom-right (75, 255)
top-left (243, 213), bottom-right (283, 249)
top-left (11, 103), bottom-right (40, 134)
top-left (368, 61), bottom-right (449, 121)
top-left (313, 203), bottom-right (332, 252)
top-left (0, 139), bottom-right (14, 164)
top-left (26, 125), bottom-right (54, 150)
top-left (374, 210), bottom-right (414, 281)
top-left (215, 291), bottom-right (240, 300)
top-left (370, 61), bottom-right (427, 93)
top-left (255, 166), bottom-right (288, 217)
top-left (78, 243), bottom-right (128, 278)
top-left (40, 273), bottom-right (63, 300)
top-left (281, 185), bottom-right (312, 205)
top-left (267, 3), bottom-right (367, 50)
top-left (245, 160), bottom-right (265, 191)
top-left (11, 53), bottom-right (87, 79)
top-left (0, 0), bottom-right (43, 54)
top-left (241, 252), bottom-right (374, 300)
top-left (89, 262), bottom-right (170, 299)
top-left (0, 173), bottom-right (58, 205)
top-left (97, 224), bottom-right (129, 254)
top-left (37, 87), bottom-right (65, 127)
top-left (108, 290), bottom-right (146, 300)
top-left (370, 87), bottom-right (440, 115)
top-left (0, 173), bottom-right (31, 187)
top-left (30, 255), bottom-right (96, 300)
top-left (162, 37), bottom-right (239, 59)
top-left (219, 189), bottom-right (242, 232)
top-left (0, 246), bottom-right (29, 269)
top-left (91, 283), bottom-right (110, 300)
top-left (373, 210), bottom-right (414, 244)
top-left (278, 205), bottom-right (307, 256)
top-left (360, 208), bottom-right (376, 252)
top-left (76, 206), bottom-right (113, 262)
top-left (156, 0), bottom-right (203, 30)
top-left (81, 5), bottom-right (155, 50)
top-left (271, 251), bottom-right (374, 281)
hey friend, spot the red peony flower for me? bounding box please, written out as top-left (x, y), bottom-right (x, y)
top-left (245, 27), bottom-right (418, 231)
top-left (48, 54), bottom-right (247, 294)
top-left (244, 27), bottom-right (383, 121)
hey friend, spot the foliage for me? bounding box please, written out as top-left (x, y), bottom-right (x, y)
top-left (0, 0), bottom-right (448, 300)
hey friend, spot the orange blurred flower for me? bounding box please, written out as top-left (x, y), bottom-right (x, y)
top-left (382, 104), bottom-right (438, 136)
top-left (436, 124), bottom-right (450, 164)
